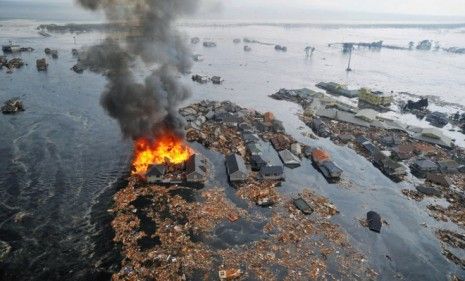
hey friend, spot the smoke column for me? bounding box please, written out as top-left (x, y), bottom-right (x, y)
top-left (76, 0), bottom-right (198, 139)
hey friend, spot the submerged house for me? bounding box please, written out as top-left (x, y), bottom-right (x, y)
top-left (185, 154), bottom-right (207, 183)
top-left (391, 144), bottom-right (415, 160)
top-left (427, 173), bottom-right (452, 188)
top-left (410, 159), bottom-right (438, 178)
top-left (251, 154), bottom-right (268, 171)
top-left (247, 142), bottom-right (263, 156)
top-left (373, 152), bottom-right (407, 181)
top-left (318, 161), bottom-right (343, 182)
top-left (225, 154), bottom-right (249, 183)
top-left (259, 165), bottom-right (285, 180)
top-left (316, 82), bottom-right (359, 98)
top-left (278, 149), bottom-right (301, 168)
top-left (243, 133), bottom-right (260, 144)
top-left (311, 118), bottom-right (331, 138)
top-left (438, 160), bottom-right (460, 174)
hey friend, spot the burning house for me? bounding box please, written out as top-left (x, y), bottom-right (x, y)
top-left (145, 153), bottom-right (208, 185)
top-left (131, 133), bottom-right (208, 184)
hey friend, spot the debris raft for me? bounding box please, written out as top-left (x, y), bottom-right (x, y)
top-left (270, 88), bottom-right (465, 232)
top-left (111, 101), bottom-right (377, 280)
top-left (111, 178), bottom-right (375, 280)
top-left (274, 45), bottom-right (287, 52)
top-left (0, 56), bottom-right (7, 68)
top-left (0, 241), bottom-right (11, 262)
top-left (2, 98), bottom-right (25, 114)
top-left (71, 64), bottom-right (84, 74)
top-left (236, 179), bottom-right (280, 207)
top-left (4, 58), bottom-right (24, 70)
top-left (191, 74), bottom-right (209, 84)
top-left (211, 76), bottom-right (223, 85)
top-left (203, 41), bottom-right (217, 48)
top-left (436, 229), bottom-right (465, 267)
top-left (36, 58), bottom-right (48, 71)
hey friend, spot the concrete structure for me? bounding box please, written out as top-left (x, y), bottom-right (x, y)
top-left (358, 88), bottom-right (393, 107)
top-left (411, 128), bottom-right (453, 148)
top-left (355, 109), bottom-right (379, 122)
top-left (316, 82), bottom-right (359, 98)
top-left (225, 154), bottom-right (249, 182)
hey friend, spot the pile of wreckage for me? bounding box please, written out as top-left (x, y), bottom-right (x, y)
top-left (179, 100), bottom-right (346, 185)
top-left (274, 45), bottom-right (287, 52)
top-left (191, 74), bottom-right (223, 85)
top-left (36, 58), bottom-right (48, 71)
top-left (111, 176), bottom-right (376, 280)
top-left (0, 57), bottom-right (25, 72)
top-left (2, 98), bottom-right (25, 114)
top-left (401, 97), bottom-right (429, 119)
top-left (203, 41), bottom-right (217, 48)
top-left (44, 48), bottom-right (58, 59)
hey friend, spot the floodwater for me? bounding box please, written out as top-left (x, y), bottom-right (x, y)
top-left (1, 20), bottom-right (465, 280)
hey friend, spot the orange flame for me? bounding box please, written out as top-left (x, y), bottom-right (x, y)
top-left (132, 133), bottom-right (193, 176)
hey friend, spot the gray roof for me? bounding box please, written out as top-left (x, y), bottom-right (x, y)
top-left (225, 154), bottom-right (248, 175)
top-left (186, 154), bottom-right (206, 176)
top-left (278, 150), bottom-right (301, 166)
top-left (251, 154), bottom-right (267, 165)
top-left (243, 133), bottom-right (260, 143)
top-left (247, 142), bottom-right (263, 155)
top-left (412, 159), bottom-right (438, 170)
top-left (146, 165), bottom-right (166, 177)
top-left (260, 165), bottom-right (284, 176)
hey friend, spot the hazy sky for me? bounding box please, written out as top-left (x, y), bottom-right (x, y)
top-left (8, 0), bottom-right (465, 22)
top-left (219, 0), bottom-right (465, 16)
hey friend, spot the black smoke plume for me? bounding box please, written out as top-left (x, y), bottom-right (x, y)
top-left (77, 0), bottom-right (198, 139)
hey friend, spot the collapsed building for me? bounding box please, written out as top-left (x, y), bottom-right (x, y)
top-left (2, 98), bottom-right (25, 114)
top-left (358, 88), bottom-right (393, 108)
top-left (316, 82), bottom-right (360, 98)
